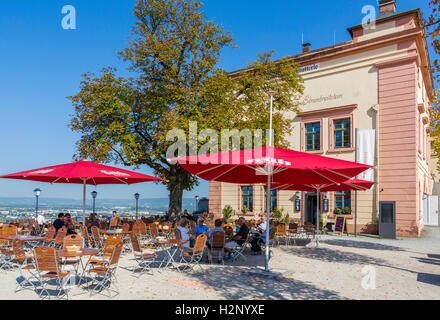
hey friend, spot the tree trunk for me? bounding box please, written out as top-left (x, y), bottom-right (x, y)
top-left (168, 183), bottom-right (183, 218)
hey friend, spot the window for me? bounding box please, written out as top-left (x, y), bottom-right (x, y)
top-left (264, 187), bottom-right (278, 212)
top-left (334, 191), bottom-right (351, 214)
top-left (305, 122), bottom-right (321, 151)
top-left (241, 186), bottom-right (253, 212)
top-left (334, 118), bottom-right (351, 149)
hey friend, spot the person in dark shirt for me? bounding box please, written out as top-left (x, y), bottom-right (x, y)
top-left (224, 217), bottom-right (250, 259)
top-left (88, 213), bottom-right (100, 232)
top-left (53, 213), bottom-right (65, 232)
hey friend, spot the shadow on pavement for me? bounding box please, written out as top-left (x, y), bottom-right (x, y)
top-left (189, 267), bottom-right (346, 300)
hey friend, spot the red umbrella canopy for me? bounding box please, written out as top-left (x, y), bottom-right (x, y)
top-left (0, 161), bottom-right (164, 185)
top-left (272, 179), bottom-right (375, 193)
top-left (171, 146), bottom-right (371, 185)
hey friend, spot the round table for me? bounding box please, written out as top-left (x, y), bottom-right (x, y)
top-left (57, 248), bottom-right (100, 286)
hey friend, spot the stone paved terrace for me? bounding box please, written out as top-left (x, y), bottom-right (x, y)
top-left (0, 228), bottom-right (439, 300)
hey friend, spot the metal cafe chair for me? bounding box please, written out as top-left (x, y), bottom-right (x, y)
top-left (33, 246), bottom-right (72, 300)
top-left (86, 243), bottom-right (123, 298)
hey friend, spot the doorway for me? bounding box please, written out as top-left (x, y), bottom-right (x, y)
top-left (305, 193), bottom-right (317, 224)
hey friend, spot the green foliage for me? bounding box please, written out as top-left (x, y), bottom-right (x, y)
top-left (343, 207), bottom-right (351, 215)
top-left (272, 208), bottom-right (285, 222)
top-left (69, 0), bottom-right (304, 215)
top-left (283, 213), bottom-right (290, 225)
top-left (242, 206), bottom-right (250, 214)
top-left (334, 207), bottom-right (343, 215)
top-left (223, 205), bottom-right (234, 223)
top-left (425, 1), bottom-right (440, 170)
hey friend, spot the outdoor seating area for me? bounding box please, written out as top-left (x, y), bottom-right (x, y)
top-left (0, 213), bottom-right (329, 300)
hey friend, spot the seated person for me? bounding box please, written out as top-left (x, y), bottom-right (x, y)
top-left (250, 220), bottom-right (275, 255)
top-left (64, 213), bottom-right (76, 235)
top-left (53, 213), bottom-right (65, 232)
top-left (224, 217), bottom-right (250, 259)
top-left (88, 213), bottom-right (100, 232)
top-left (176, 218), bottom-right (191, 247)
top-left (195, 218), bottom-right (209, 236)
top-left (256, 216), bottom-right (267, 233)
top-left (206, 219), bottom-right (225, 261)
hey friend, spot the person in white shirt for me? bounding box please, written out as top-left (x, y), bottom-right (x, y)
top-left (36, 212), bottom-right (46, 227)
top-left (176, 218), bottom-right (191, 247)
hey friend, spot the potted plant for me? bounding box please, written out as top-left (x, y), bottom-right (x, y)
top-left (223, 205), bottom-right (235, 223)
top-left (272, 208), bottom-right (285, 223)
top-left (334, 207), bottom-right (343, 215)
top-left (241, 205), bottom-right (250, 215)
top-left (283, 213), bottom-right (290, 225)
top-left (343, 207), bottom-right (351, 215)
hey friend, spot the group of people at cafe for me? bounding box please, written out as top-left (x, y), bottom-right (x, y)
top-left (175, 214), bottom-right (275, 261)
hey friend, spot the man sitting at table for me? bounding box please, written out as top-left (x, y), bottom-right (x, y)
top-left (206, 219), bottom-right (225, 262)
top-left (224, 217), bottom-right (250, 260)
top-left (36, 212), bottom-right (46, 228)
top-left (53, 213), bottom-right (65, 232)
top-left (256, 216), bottom-right (267, 233)
top-left (195, 218), bottom-right (209, 236)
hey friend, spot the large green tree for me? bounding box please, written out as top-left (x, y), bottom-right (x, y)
top-left (69, 0), bottom-right (304, 216)
top-left (426, 0), bottom-right (440, 169)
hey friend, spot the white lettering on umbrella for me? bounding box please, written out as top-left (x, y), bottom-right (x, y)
top-left (100, 170), bottom-right (130, 177)
top-left (29, 169), bottom-right (55, 175)
top-left (246, 158), bottom-right (291, 166)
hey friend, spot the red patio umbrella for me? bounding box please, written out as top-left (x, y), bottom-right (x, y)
top-left (0, 161), bottom-right (164, 223)
top-left (171, 146), bottom-right (372, 271)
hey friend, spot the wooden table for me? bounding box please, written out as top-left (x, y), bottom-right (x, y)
top-left (150, 239), bottom-right (187, 269)
top-left (104, 230), bottom-right (131, 235)
top-left (57, 248), bottom-right (100, 286)
top-left (2, 235), bottom-right (46, 241)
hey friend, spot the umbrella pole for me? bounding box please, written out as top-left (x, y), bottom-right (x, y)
top-left (82, 179), bottom-right (86, 225)
top-left (316, 188), bottom-right (321, 248)
top-left (265, 173), bottom-right (271, 272)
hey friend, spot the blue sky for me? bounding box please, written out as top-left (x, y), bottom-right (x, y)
top-left (0, 0), bottom-right (434, 201)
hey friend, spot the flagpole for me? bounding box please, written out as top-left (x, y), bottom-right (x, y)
top-left (265, 91), bottom-right (276, 272)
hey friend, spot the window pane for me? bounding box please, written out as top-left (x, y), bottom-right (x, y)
top-left (305, 122), bottom-right (320, 151)
top-left (334, 118), bottom-right (351, 149)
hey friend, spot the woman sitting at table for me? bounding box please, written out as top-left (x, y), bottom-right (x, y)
top-left (88, 214), bottom-right (100, 233)
top-left (176, 218), bottom-right (191, 247)
top-left (64, 213), bottom-right (76, 235)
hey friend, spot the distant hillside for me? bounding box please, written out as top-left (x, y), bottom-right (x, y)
top-left (0, 197), bottom-right (199, 211)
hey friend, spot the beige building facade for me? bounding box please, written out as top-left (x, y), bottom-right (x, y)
top-left (209, 0), bottom-right (436, 237)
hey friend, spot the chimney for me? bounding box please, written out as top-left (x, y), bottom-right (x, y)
top-left (302, 43), bottom-right (311, 53)
top-left (379, 0), bottom-right (396, 15)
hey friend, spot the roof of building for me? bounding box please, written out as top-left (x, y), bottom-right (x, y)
top-left (347, 8), bottom-right (422, 37)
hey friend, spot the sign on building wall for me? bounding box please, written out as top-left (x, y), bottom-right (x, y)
top-left (356, 129), bottom-right (376, 182)
top-left (299, 63), bottom-right (320, 73)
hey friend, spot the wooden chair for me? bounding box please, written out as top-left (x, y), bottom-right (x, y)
top-left (99, 220), bottom-right (108, 231)
top-left (51, 227), bottom-right (67, 248)
top-left (12, 239), bottom-right (37, 293)
top-left (210, 231), bottom-right (225, 265)
top-left (304, 222), bottom-right (315, 239)
top-left (109, 218), bottom-right (119, 230)
top-left (0, 227), bottom-right (14, 270)
top-left (91, 226), bottom-right (103, 249)
top-left (275, 224), bottom-right (289, 247)
top-left (288, 223), bottom-right (298, 245)
top-left (60, 234), bottom-right (83, 271)
top-left (129, 233), bottom-right (157, 278)
top-left (179, 234), bottom-right (207, 273)
top-left (89, 236), bottom-right (122, 267)
top-left (33, 246), bottom-right (71, 300)
top-left (223, 225), bottom-right (234, 239)
top-left (86, 243), bottom-right (123, 297)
